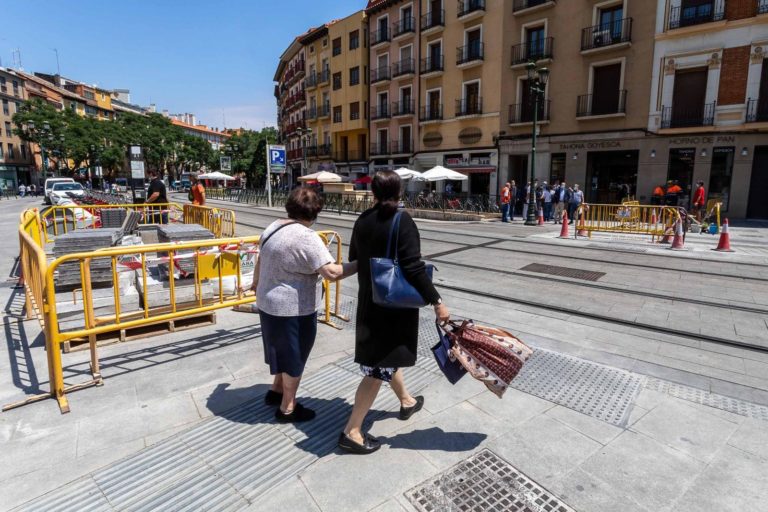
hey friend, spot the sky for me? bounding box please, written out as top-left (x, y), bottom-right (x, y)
top-left (1, 0), bottom-right (364, 130)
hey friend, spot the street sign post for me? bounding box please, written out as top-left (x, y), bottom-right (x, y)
top-left (266, 145), bottom-right (286, 208)
top-left (128, 145), bottom-right (145, 203)
top-left (220, 156), bottom-right (232, 172)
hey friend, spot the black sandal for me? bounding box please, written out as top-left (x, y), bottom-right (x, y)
top-left (275, 403), bottom-right (316, 423)
top-left (264, 390), bottom-right (283, 406)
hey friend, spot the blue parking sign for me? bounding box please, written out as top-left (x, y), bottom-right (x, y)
top-left (268, 145), bottom-right (286, 167)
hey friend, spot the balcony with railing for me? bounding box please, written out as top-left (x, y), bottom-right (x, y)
top-left (457, 0), bottom-right (485, 19)
top-left (457, 42), bottom-right (484, 66)
top-left (421, 10), bottom-right (445, 32)
top-left (370, 142), bottom-right (391, 156)
top-left (316, 144), bottom-right (332, 157)
top-left (307, 107), bottom-right (318, 120)
top-left (509, 100), bottom-right (551, 124)
top-left (581, 18), bottom-right (633, 52)
top-left (512, 0), bottom-right (555, 13)
top-left (318, 104), bottom-right (331, 118)
top-left (393, 16), bottom-right (415, 39)
top-left (420, 105), bottom-right (444, 122)
top-left (667, 0), bottom-right (725, 30)
top-left (333, 149), bottom-right (367, 162)
top-left (456, 97), bottom-right (483, 117)
top-left (393, 58), bottom-right (416, 78)
top-left (305, 72), bottom-right (318, 89)
top-left (371, 65), bottom-right (391, 84)
top-left (391, 139), bottom-right (414, 154)
top-left (371, 28), bottom-right (391, 47)
top-left (421, 55), bottom-right (444, 76)
top-left (370, 104), bottom-right (391, 121)
top-left (318, 69), bottom-right (331, 85)
top-left (511, 37), bottom-right (553, 66)
top-left (760, 0), bottom-right (768, 14)
top-left (392, 100), bottom-right (415, 117)
top-left (576, 90), bottom-right (627, 117)
top-left (661, 102), bottom-right (717, 128)
top-left (746, 97), bottom-right (768, 123)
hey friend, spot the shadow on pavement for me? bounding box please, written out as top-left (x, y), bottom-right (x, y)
top-left (3, 288), bottom-right (43, 395)
top-left (380, 427), bottom-right (487, 452)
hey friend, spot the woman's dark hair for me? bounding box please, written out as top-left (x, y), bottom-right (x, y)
top-left (285, 186), bottom-right (324, 222)
top-left (372, 170), bottom-right (402, 215)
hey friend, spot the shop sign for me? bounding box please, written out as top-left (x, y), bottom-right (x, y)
top-left (558, 141), bottom-right (622, 150)
top-left (669, 135), bottom-right (735, 145)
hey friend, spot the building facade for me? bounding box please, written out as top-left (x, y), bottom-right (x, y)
top-left (302, 23), bottom-right (335, 174)
top-left (274, 38), bottom-right (308, 181)
top-left (646, 0), bottom-right (768, 219)
top-left (171, 119), bottom-right (231, 150)
top-left (0, 68), bottom-right (35, 189)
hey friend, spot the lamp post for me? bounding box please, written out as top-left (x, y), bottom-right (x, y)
top-left (524, 62), bottom-right (549, 226)
top-left (296, 126), bottom-right (312, 177)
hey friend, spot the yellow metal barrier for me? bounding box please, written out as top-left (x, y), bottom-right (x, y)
top-left (4, 235), bottom-right (260, 414)
top-left (317, 231), bottom-right (349, 329)
top-left (576, 203), bottom-right (681, 239)
top-left (18, 209), bottom-right (47, 325)
top-left (182, 204), bottom-right (236, 238)
top-left (704, 200), bottom-right (722, 232)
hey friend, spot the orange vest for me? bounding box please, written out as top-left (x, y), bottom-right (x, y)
top-left (653, 186), bottom-right (664, 197)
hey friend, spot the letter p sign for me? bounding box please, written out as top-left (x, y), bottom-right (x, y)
top-left (269, 146), bottom-right (286, 166)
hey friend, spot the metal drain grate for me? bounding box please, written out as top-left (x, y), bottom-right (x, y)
top-left (405, 449), bottom-right (575, 512)
top-left (511, 350), bottom-right (645, 426)
top-left (645, 378), bottom-right (768, 422)
top-left (520, 263), bottom-right (605, 282)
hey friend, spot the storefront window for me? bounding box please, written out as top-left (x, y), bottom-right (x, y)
top-left (709, 147), bottom-right (734, 212)
top-left (667, 148), bottom-right (696, 207)
top-left (550, 153), bottom-right (566, 183)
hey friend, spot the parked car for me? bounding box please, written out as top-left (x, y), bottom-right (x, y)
top-left (49, 182), bottom-right (86, 205)
top-left (43, 177), bottom-right (75, 205)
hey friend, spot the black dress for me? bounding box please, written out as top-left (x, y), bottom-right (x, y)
top-left (349, 205), bottom-right (441, 368)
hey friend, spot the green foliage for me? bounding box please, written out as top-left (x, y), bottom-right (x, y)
top-left (223, 127), bottom-right (278, 188)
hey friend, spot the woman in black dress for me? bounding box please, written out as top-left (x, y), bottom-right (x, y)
top-left (339, 170), bottom-right (450, 454)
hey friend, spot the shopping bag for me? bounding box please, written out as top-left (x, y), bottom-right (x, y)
top-left (431, 323), bottom-right (467, 384)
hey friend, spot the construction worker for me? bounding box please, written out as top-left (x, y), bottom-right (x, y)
top-left (692, 181), bottom-right (706, 222)
top-left (190, 175), bottom-right (206, 206)
top-left (500, 182), bottom-right (512, 223)
top-left (652, 184), bottom-right (665, 205)
top-left (665, 181), bottom-right (682, 206)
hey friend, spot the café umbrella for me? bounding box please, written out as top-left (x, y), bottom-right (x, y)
top-left (393, 167), bottom-right (424, 180)
top-left (421, 166), bottom-right (468, 182)
top-left (297, 171), bottom-right (343, 183)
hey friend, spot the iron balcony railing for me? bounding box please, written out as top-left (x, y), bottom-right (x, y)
top-left (581, 18), bottom-right (633, 51)
top-left (318, 104), bottom-right (331, 118)
top-left (371, 27), bottom-right (390, 46)
top-left (318, 69), bottom-right (330, 84)
top-left (458, 0), bottom-right (485, 17)
top-left (746, 97), bottom-right (768, 123)
top-left (457, 42), bottom-right (484, 65)
top-left (576, 90), bottom-right (627, 117)
top-left (307, 107), bottom-right (318, 120)
top-left (305, 72), bottom-right (318, 88)
top-left (333, 149), bottom-right (366, 162)
top-left (760, 0), bottom-right (768, 14)
top-left (661, 102), bottom-right (717, 128)
top-left (391, 139), bottom-right (414, 154)
top-left (511, 37), bottom-right (553, 65)
top-left (456, 97), bottom-right (483, 117)
top-left (421, 55), bottom-right (444, 74)
top-left (509, 100), bottom-right (551, 124)
top-left (420, 105), bottom-right (444, 122)
top-left (316, 144), bottom-right (332, 157)
top-left (667, 0), bottom-right (725, 30)
top-left (392, 58), bottom-right (416, 77)
top-left (421, 10), bottom-right (445, 30)
top-left (392, 100), bottom-right (415, 116)
top-left (393, 16), bottom-right (415, 37)
top-left (370, 142), bottom-right (390, 156)
top-left (370, 104), bottom-right (391, 120)
top-left (371, 65), bottom-right (391, 83)
top-left (512, 0), bottom-right (554, 12)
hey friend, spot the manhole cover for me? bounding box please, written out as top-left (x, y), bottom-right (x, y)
top-left (405, 449), bottom-right (575, 512)
top-left (520, 263), bottom-right (605, 282)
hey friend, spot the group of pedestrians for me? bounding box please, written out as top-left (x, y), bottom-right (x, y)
top-left (500, 180), bottom-right (584, 224)
top-left (17, 183), bottom-right (38, 197)
top-left (253, 170), bottom-right (449, 455)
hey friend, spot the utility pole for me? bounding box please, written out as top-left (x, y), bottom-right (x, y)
top-left (53, 48), bottom-right (61, 75)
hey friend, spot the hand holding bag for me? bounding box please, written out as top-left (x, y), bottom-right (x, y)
top-left (370, 211), bottom-right (434, 309)
top-left (431, 322), bottom-right (467, 384)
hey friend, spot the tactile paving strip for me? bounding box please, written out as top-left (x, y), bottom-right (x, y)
top-left (645, 378), bottom-right (768, 422)
top-left (405, 449), bottom-right (575, 512)
top-left (510, 350), bottom-right (645, 427)
top-left (520, 263), bottom-right (606, 282)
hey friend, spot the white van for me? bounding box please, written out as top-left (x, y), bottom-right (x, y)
top-left (44, 177), bottom-right (75, 204)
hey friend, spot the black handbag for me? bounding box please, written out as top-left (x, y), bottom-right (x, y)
top-left (431, 322), bottom-right (467, 384)
top-left (370, 211), bottom-right (434, 309)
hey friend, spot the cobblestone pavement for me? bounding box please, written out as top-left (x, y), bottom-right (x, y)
top-left (1, 196), bottom-right (767, 511)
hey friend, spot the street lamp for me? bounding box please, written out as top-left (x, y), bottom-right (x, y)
top-left (296, 126), bottom-right (312, 177)
top-left (524, 61), bottom-right (549, 226)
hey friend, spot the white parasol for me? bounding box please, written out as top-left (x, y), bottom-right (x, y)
top-left (297, 171), bottom-right (343, 183)
top-left (421, 166), bottom-right (468, 182)
top-left (393, 167), bottom-right (424, 180)
top-left (198, 171), bottom-right (235, 180)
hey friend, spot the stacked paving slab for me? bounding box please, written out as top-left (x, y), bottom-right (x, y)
top-left (156, 224), bottom-right (215, 277)
top-left (100, 208), bottom-right (127, 229)
top-left (53, 229), bottom-right (122, 289)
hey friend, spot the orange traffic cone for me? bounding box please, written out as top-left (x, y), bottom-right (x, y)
top-left (669, 219), bottom-right (685, 250)
top-left (712, 218), bottom-right (734, 252)
top-left (559, 211), bottom-right (570, 238)
top-left (537, 208), bottom-right (545, 226)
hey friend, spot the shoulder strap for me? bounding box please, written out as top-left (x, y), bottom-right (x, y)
top-left (385, 211), bottom-right (403, 261)
top-left (260, 221), bottom-right (298, 249)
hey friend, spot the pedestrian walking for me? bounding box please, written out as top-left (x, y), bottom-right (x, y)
top-left (553, 181), bottom-right (570, 223)
top-left (692, 181), bottom-right (706, 222)
top-left (29, 184), bottom-right (36, 197)
top-left (146, 170), bottom-right (169, 224)
top-left (652, 184), bottom-right (665, 205)
top-left (339, 170), bottom-right (450, 454)
top-left (568, 184), bottom-right (583, 224)
top-left (665, 180), bottom-right (682, 206)
top-left (189, 175), bottom-right (206, 206)
top-left (18, 183), bottom-right (26, 197)
top-left (500, 182), bottom-right (512, 223)
top-left (509, 180), bottom-right (517, 221)
top-left (254, 187), bottom-right (356, 422)
top-left (542, 185), bottom-right (553, 221)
